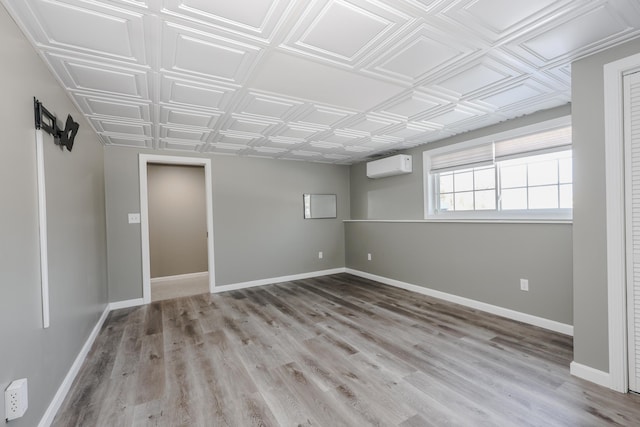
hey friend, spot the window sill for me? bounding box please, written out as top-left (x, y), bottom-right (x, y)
top-left (344, 219), bottom-right (572, 224)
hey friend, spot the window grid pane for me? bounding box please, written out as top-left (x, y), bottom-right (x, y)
top-left (435, 149), bottom-right (572, 214)
top-left (436, 166), bottom-right (497, 212)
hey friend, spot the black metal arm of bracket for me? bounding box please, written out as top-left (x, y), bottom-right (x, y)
top-left (34, 97), bottom-right (79, 152)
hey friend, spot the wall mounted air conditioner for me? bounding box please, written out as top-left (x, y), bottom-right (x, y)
top-left (366, 154), bottom-right (412, 179)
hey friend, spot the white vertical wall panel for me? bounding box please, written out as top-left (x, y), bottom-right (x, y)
top-left (624, 70), bottom-right (640, 392)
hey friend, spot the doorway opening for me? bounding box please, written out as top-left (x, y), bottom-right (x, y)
top-left (139, 154), bottom-right (215, 304)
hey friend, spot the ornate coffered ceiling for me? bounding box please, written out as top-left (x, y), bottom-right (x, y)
top-left (3, 0), bottom-right (640, 163)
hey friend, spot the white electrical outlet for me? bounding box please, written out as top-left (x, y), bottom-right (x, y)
top-left (520, 278), bottom-right (529, 292)
top-left (318, 251), bottom-right (323, 259)
top-left (5, 378), bottom-right (28, 421)
top-left (367, 253), bottom-right (372, 261)
top-left (128, 213), bottom-right (141, 224)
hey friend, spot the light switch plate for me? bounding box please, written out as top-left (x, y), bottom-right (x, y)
top-left (128, 213), bottom-right (140, 224)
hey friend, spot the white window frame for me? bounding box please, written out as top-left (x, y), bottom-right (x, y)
top-left (423, 116), bottom-right (572, 222)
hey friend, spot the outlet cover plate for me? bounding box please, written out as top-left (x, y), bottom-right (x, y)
top-left (5, 378), bottom-right (28, 421)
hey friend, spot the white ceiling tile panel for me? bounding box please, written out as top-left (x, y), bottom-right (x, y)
top-left (344, 145), bottom-right (375, 152)
top-left (45, 53), bottom-right (151, 99)
top-left (436, 0), bottom-right (568, 42)
top-left (252, 146), bottom-right (289, 154)
top-left (236, 91), bottom-right (304, 120)
top-left (365, 23), bottom-right (480, 83)
top-left (160, 74), bottom-right (236, 111)
top-left (159, 105), bottom-right (221, 128)
top-left (379, 92), bottom-right (445, 120)
top-left (342, 114), bottom-right (398, 134)
top-left (478, 79), bottom-right (552, 110)
top-left (295, 105), bottom-right (356, 127)
top-left (204, 143), bottom-right (251, 155)
top-left (9, 0), bottom-right (147, 63)
top-left (90, 118), bottom-right (152, 136)
top-left (102, 135), bottom-right (153, 148)
top-left (281, 0), bottom-right (412, 66)
top-left (322, 131), bottom-right (363, 144)
top-left (6, 0), bottom-right (640, 164)
top-left (161, 0), bottom-right (294, 42)
top-left (159, 140), bottom-right (202, 152)
top-left (162, 22), bottom-right (263, 84)
top-left (504, 2), bottom-right (640, 67)
top-left (274, 123), bottom-right (324, 139)
top-left (160, 126), bottom-right (209, 141)
top-left (434, 56), bottom-right (523, 99)
top-left (73, 93), bottom-right (152, 121)
top-left (386, 123), bottom-right (433, 138)
top-left (268, 136), bottom-right (306, 146)
top-left (214, 131), bottom-right (260, 146)
top-left (222, 115), bottom-right (280, 135)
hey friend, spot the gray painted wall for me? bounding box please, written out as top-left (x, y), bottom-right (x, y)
top-left (347, 105), bottom-right (573, 326)
top-left (346, 222), bottom-right (573, 324)
top-left (572, 38), bottom-right (640, 372)
top-left (0, 4), bottom-right (108, 426)
top-left (148, 164), bottom-right (207, 278)
top-left (105, 147), bottom-right (350, 302)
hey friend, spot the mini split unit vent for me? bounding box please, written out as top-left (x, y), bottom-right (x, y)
top-left (366, 154), bottom-right (412, 179)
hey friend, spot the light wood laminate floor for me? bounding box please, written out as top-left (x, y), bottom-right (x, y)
top-left (53, 274), bottom-right (640, 426)
top-left (151, 273), bottom-right (209, 302)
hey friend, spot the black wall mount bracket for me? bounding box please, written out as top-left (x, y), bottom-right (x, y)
top-left (34, 97), bottom-right (79, 152)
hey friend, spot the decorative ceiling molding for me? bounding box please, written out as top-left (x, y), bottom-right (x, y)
top-left (3, 0), bottom-right (640, 164)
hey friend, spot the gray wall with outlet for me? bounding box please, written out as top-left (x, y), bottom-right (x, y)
top-left (0, 4), bottom-right (109, 425)
top-left (104, 146), bottom-right (350, 301)
top-left (346, 105), bottom-right (574, 326)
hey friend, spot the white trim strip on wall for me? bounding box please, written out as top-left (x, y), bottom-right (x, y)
top-left (109, 298), bottom-right (145, 311)
top-left (570, 362), bottom-right (612, 389)
top-left (38, 305), bottom-right (110, 427)
top-left (346, 268), bottom-right (574, 336)
top-left (212, 268), bottom-right (347, 293)
top-left (35, 129), bottom-right (50, 329)
top-left (150, 271), bottom-right (208, 285)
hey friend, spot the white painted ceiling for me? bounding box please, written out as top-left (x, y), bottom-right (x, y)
top-left (4, 0), bottom-right (640, 164)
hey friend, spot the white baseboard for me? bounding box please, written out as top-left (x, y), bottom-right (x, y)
top-left (38, 304), bottom-right (110, 427)
top-left (570, 361), bottom-right (612, 389)
top-left (346, 268), bottom-right (574, 336)
top-left (150, 271), bottom-right (208, 285)
top-left (109, 298), bottom-right (145, 311)
top-left (213, 268), bottom-right (347, 293)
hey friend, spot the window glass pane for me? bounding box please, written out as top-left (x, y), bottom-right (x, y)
top-left (474, 168), bottom-right (495, 190)
top-left (500, 164), bottom-right (527, 188)
top-left (439, 173), bottom-right (454, 193)
top-left (455, 191), bottom-right (474, 211)
top-left (559, 184), bottom-right (573, 209)
top-left (439, 193), bottom-right (453, 211)
top-left (529, 185), bottom-right (559, 209)
top-left (559, 157), bottom-right (572, 184)
top-left (502, 188), bottom-right (527, 210)
top-left (528, 160), bottom-right (558, 186)
top-left (475, 190), bottom-right (496, 210)
top-left (454, 171), bottom-right (473, 192)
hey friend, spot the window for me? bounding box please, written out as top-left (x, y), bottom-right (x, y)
top-left (424, 118), bottom-right (572, 221)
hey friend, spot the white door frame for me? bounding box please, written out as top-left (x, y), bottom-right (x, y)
top-left (604, 52), bottom-right (640, 393)
top-left (139, 154), bottom-right (216, 304)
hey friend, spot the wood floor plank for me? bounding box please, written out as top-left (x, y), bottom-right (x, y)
top-left (53, 274), bottom-right (640, 426)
